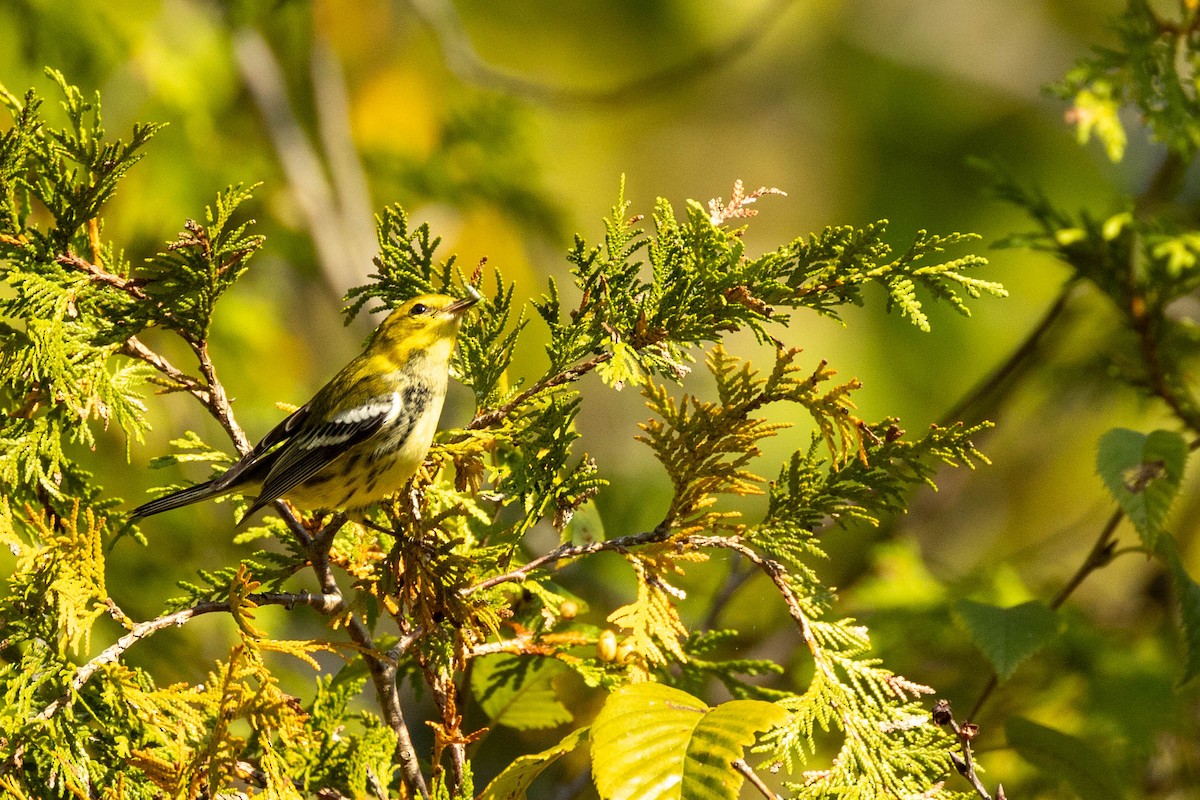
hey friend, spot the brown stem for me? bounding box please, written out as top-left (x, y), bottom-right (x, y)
top-left (120, 336), bottom-right (210, 399)
top-left (192, 339), bottom-right (251, 453)
top-left (1048, 508), bottom-right (1124, 611)
top-left (734, 758), bottom-right (782, 800)
top-left (56, 251), bottom-right (148, 300)
top-left (307, 517), bottom-right (430, 798)
top-left (465, 351), bottom-right (613, 431)
top-left (934, 700), bottom-right (1002, 800)
top-left (462, 524), bottom-right (669, 596)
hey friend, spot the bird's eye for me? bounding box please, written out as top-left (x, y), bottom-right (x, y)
top-left (409, 303), bottom-right (428, 316)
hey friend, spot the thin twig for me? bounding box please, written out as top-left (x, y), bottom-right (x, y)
top-left (933, 700), bottom-right (1003, 800)
top-left (734, 757), bottom-right (782, 800)
top-left (192, 338), bottom-right (250, 453)
top-left (1048, 508), bottom-right (1124, 611)
top-left (306, 516), bottom-right (430, 799)
top-left (466, 351), bottom-right (614, 431)
top-left (36, 601), bottom-right (229, 722)
top-left (56, 251), bottom-right (147, 299)
top-left (120, 336), bottom-right (210, 399)
top-left (273, 499), bottom-right (314, 549)
top-left (405, 0), bottom-right (798, 107)
top-left (463, 524), bottom-right (669, 595)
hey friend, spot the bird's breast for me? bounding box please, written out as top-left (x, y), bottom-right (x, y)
top-left (290, 373), bottom-right (449, 511)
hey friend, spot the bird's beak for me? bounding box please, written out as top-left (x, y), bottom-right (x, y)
top-left (446, 285), bottom-right (482, 316)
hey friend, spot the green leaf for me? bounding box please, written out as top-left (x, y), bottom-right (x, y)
top-left (1096, 428), bottom-right (1187, 548)
top-left (478, 727), bottom-right (589, 800)
top-left (470, 654), bottom-right (573, 730)
top-left (1154, 534), bottom-right (1200, 685)
top-left (590, 683), bottom-right (788, 800)
top-left (956, 599), bottom-right (1059, 681)
top-left (1006, 717), bottom-right (1125, 800)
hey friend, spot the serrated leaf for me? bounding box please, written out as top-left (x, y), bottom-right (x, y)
top-left (1007, 717), bottom-right (1125, 800)
top-left (470, 654), bottom-right (573, 730)
top-left (956, 599), bottom-right (1059, 681)
top-left (590, 683), bottom-right (788, 800)
top-left (1154, 534), bottom-right (1200, 685)
top-left (1096, 428), bottom-right (1187, 547)
top-left (478, 726), bottom-right (590, 800)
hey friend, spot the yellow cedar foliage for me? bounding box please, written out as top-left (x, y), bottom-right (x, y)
top-left (23, 501), bottom-right (108, 655)
top-left (607, 549), bottom-right (706, 678)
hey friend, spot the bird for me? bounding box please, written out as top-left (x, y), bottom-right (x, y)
top-left (130, 292), bottom-right (479, 523)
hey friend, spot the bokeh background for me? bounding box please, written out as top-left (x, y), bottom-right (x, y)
top-left (4, 0), bottom-right (1197, 796)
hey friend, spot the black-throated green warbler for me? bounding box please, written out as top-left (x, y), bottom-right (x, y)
top-left (131, 292), bottom-right (478, 522)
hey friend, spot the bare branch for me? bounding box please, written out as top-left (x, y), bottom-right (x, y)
top-left (192, 338), bottom-right (251, 453)
top-left (466, 351), bottom-right (614, 431)
top-left (306, 516), bottom-right (430, 799)
top-left (462, 524), bottom-right (669, 595)
top-left (57, 251), bottom-right (148, 299)
top-left (404, 0), bottom-right (798, 108)
top-left (933, 700), bottom-right (1002, 800)
top-left (120, 336), bottom-right (209, 400)
top-left (37, 600), bottom-right (229, 722)
top-left (734, 757), bottom-right (783, 800)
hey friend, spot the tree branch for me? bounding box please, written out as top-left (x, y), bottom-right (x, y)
top-left (466, 351), bottom-right (613, 430)
top-left (933, 699), bottom-right (1005, 800)
top-left (404, 0), bottom-right (798, 107)
top-left (306, 516), bottom-right (430, 799)
top-left (734, 758), bottom-right (782, 800)
top-left (120, 335), bottom-right (210, 400)
top-left (462, 524), bottom-right (669, 595)
top-left (192, 338), bottom-right (250, 453)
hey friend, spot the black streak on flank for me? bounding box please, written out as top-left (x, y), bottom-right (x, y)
top-left (404, 383), bottom-right (432, 418)
top-left (368, 382), bottom-right (434, 462)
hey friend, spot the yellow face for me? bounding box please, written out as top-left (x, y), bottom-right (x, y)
top-left (369, 293), bottom-right (478, 356)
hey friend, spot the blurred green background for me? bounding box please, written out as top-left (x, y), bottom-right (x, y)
top-left (4, 0), bottom-right (1197, 796)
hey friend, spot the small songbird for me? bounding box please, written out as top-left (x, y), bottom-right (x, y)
top-left (130, 292), bottom-right (478, 523)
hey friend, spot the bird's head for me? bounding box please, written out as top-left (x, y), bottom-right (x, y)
top-left (368, 292), bottom-right (479, 359)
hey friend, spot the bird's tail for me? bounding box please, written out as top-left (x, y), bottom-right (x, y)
top-left (129, 481), bottom-right (220, 520)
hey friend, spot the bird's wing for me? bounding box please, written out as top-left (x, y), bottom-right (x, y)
top-left (242, 391), bottom-right (403, 517)
top-left (211, 402), bottom-right (313, 492)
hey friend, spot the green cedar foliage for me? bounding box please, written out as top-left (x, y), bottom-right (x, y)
top-left (0, 73), bottom-right (1004, 798)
